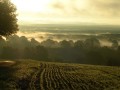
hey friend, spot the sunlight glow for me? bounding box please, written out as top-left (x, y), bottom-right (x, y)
top-left (11, 0), bottom-right (52, 12)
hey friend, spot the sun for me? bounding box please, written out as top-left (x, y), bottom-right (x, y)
top-left (11, 0), bottom-right (52, 12)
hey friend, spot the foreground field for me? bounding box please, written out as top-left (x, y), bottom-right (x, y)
top-left (0, 60), bottom-right (120, 90)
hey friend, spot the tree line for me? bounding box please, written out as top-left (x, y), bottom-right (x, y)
top-left (0, 35), bottom-right (120, 66)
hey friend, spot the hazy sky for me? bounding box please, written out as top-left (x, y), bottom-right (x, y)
top-left (11, 0), bottom-right (120, 25)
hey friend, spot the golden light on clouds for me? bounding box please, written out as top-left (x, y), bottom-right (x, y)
top-left (11, 0), bottom-right (120, 25)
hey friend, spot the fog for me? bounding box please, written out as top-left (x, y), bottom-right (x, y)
top-left (17, 24), bottom-right (120, 46)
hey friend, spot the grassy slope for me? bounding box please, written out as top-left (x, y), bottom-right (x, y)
top-left (0, 60), bottom-right (120, 90)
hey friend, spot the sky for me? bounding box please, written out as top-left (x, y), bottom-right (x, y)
top-left (11, 0), bottom-right (120, 25)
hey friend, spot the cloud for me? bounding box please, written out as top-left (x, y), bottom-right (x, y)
top-left (16, 0), bottom-right (120, 24)
top-left (51, 0), bottom-right (89, 16)
top-left (90, 0), bottom-right (120, 17)
top-left (50, 0), bottom-right (120, 17)
top-left (52, 2), bottom-right (64, 10)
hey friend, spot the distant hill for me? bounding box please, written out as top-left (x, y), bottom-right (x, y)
top-left (0, 60), bottom-right (120, 90)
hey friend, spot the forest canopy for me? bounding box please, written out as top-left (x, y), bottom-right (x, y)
top-left (0, 35), bottom-right (120, 66)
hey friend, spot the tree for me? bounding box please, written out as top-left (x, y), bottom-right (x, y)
top-left (74, 40), bottom-right (84, 49)
top-left (0, 0), bottom-right (18, 36)
top-left (111, 40), bottom-right (118, 49)
top-left (41, 39), bottom-right (58, 48)
top-left (60, 40), bottom-right (72, 48)
top-left (84, 38), bottom-right (100, 49)
top-left (30, 38), bottom-right (40, 47)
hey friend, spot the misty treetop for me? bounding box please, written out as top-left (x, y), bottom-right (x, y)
top-left (0, 0), bottom-right (18, 36)
top-left (0, 35), bottom-right (120, 66)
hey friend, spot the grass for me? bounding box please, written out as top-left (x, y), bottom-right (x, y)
top-left (0, 60), bottom-right (120, 90)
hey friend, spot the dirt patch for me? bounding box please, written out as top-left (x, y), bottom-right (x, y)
top-left (0, 61), bottom-right (16, 67)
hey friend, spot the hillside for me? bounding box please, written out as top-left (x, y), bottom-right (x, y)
top-left (0, 60), bottom-right (120, 90)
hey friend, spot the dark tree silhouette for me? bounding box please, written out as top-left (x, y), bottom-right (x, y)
top-left (60, 40), bottom-right (72, 48)
top-left (74, 40), bottom-right (84, 49)
top-left (84, 38), bottom-right (100, 49)
top-left (30, 38), bottom-right (40, 47)
top-left (41, 39), bottom-right (58, 48)
top-left (0, 0), bottom-right (18, 36)
top-left (1, 46), bottom-right (16, 59)
top-left (34, 45), bottom-right (48, 60)
top-left (111, 40), bottom-right (118, 49)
